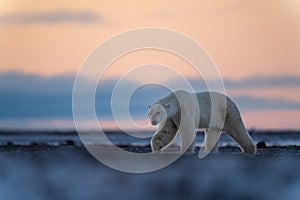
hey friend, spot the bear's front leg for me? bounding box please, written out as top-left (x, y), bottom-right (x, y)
top-left (186, 137), bottom-right (196, 154)
top-left (178, 133), bottom-right (196, 155)
top-left (178, 129), bottom-right (196, 154)
top-left (199, 128), bottom-right (221, 158)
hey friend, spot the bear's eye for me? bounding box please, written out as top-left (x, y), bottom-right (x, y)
top-left (156, 111), bottom-right (160, 115)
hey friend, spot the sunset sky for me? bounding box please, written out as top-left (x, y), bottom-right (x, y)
top-left (0, 0), bottom-right (299, 130)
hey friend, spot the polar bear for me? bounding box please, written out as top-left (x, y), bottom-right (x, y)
top-left (149, 90), bottom-right (256, 155)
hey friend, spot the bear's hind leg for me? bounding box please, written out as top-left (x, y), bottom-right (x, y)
top-left (225, 122), bottom-right (256, 154)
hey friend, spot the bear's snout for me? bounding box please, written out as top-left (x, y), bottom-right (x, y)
top-left (151, 120), bottom-right (158, 125)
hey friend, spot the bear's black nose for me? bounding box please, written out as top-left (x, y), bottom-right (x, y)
top-left (151, 120), bottom-right (157, 125)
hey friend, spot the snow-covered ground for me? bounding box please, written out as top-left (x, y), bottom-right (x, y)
top-left (0, 145), bottom-right (300, 200)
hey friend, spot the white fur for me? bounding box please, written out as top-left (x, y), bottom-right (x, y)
top-left (149, 90), bottom-right (256, 155)
top-left (148, 104), bottom-right (167, 126)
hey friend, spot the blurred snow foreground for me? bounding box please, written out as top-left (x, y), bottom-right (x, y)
top-left (0, 145), bottom-right (300, 200)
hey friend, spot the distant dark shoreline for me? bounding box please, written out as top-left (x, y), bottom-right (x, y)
top-left (0, 129), bottom-right (300, 153)
top-left (0, 129), bottom-right (299, 135)
top-left (0, 143), bottom-right (300, 158)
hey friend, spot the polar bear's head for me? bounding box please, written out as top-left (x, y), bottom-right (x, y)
top-left (148, 104), bottom-right (168, 125)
